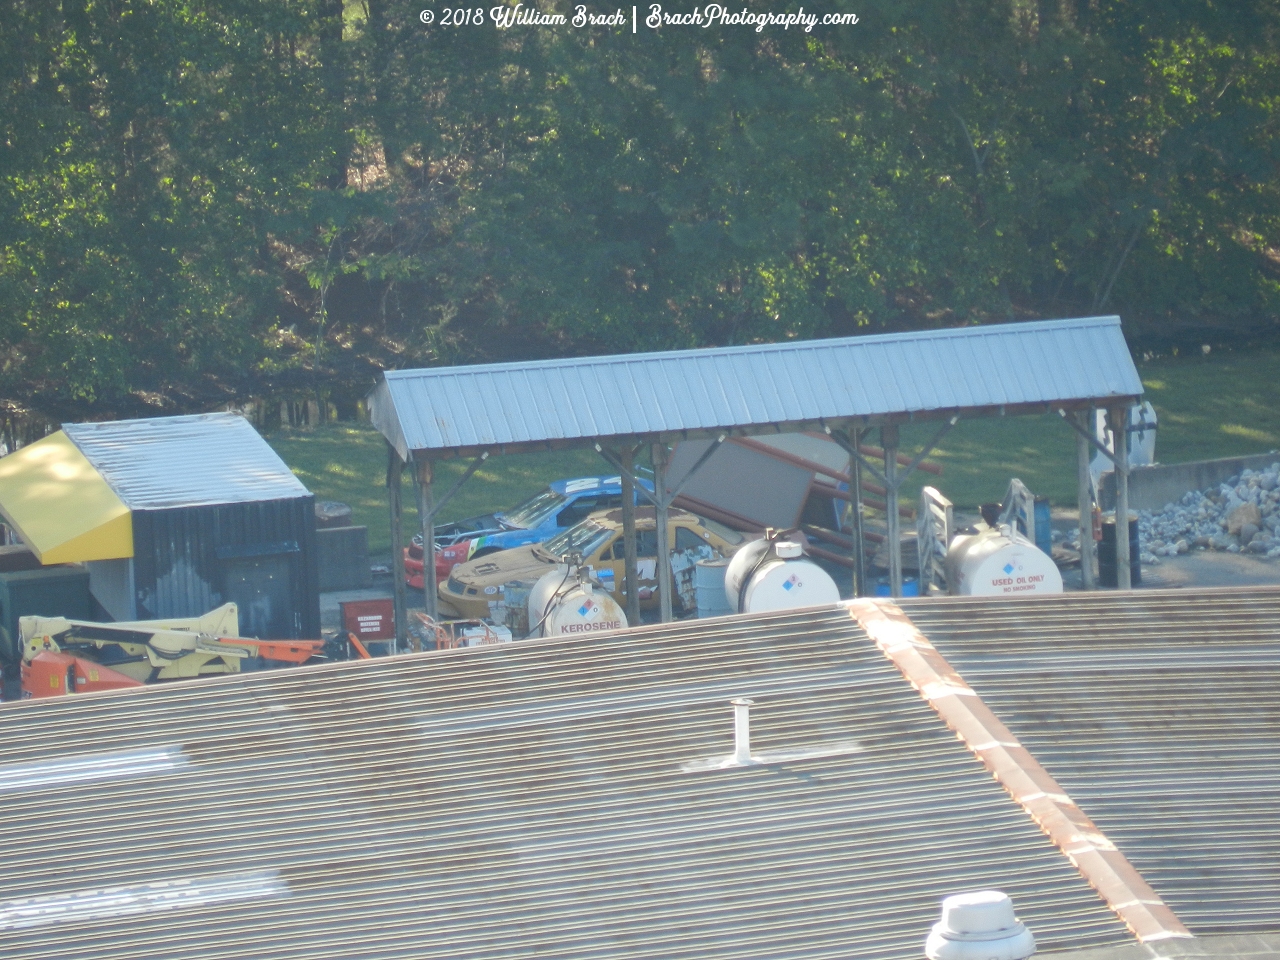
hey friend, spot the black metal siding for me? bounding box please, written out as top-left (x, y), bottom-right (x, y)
top-left (131, 497), bottom-right (319, 638)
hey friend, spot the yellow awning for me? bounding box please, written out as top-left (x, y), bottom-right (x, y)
top-left (0, 431), bottom-right (133, 563)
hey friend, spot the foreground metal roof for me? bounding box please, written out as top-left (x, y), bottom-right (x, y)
top-left (1039, 932), bottom-right (1280, 960)
top-left (370, 316), bottom-right (1143, 459)
top-left (898, 586), bottom-right (1280, 938)
top-left (63, 413), bottom-right (310, 509)
top-left (0, 606), bottom-right (1130, 960)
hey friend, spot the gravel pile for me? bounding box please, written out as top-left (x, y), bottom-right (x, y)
top-left (1137, 461), bottom-right (1280, 564)
top-left (1060, 460), bottom-right (1280, 565)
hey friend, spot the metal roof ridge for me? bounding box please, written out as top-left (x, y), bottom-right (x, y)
top-left (379, 316), bottom-right (1123, 380)
top-left (845, 597), bottom-right (1193, 946)
top-left (61, 410), bottom-right (243, 434)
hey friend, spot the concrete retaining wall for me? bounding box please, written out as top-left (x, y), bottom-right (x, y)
top-left (1100, 451), bottom-right (1280, 512)
top-left (316, 525), bottom-right (371, 591)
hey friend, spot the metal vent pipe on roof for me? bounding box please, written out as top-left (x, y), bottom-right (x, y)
top-left (925, 890), bottom-right (1036, 960)
top-left (731, 698), bottom-right (754, 764)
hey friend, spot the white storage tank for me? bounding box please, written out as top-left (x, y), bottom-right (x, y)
top-left (723, 537), bottom-right (840, 614)
top-left (527, 565), bottom-right (629, 638)
top-left (944, 526), bottom-right (1063, 597)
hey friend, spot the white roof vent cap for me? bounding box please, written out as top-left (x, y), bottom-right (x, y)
top-left (774, 540), bottom-right (803, 559)
top-left (925, 890), bottom-right (1035, 960)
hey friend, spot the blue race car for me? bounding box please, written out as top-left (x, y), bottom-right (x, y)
top-left (407, 474), bottom-right (653, 587)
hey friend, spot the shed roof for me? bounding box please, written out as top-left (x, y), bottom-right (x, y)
top-left (897, 586), bottom-right (1280, 939)
top-left (62, 412), bottom-right (309, 509)
top-left (0, 605), bottom-right (1131, 960)
top-left (369, 316), bottom-right (1143, 459)
top-left (0, 431), bottom-right (133, 563)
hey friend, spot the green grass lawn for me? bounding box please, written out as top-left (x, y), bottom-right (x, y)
top-left (265, 347), bottom-right (1280, 552)
top-left (891, 346), bottom-right (1280, 510)
top-left (266, 424), bottom-right (606, 555)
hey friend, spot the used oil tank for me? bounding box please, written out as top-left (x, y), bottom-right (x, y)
top-left (527, 565), bottom-right (628, 638)
top-left (944, 525), bottom-right (1063, 596)
top-left (724, 537), bottom-right (840, 614)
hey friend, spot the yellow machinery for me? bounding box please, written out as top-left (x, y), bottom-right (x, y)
top-left (18, 604), bottom-right (338, 698)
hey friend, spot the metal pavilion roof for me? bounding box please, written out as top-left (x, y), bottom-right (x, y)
top-left (0, 605), bottom-right (1132, 960)
top-left (897, 586), bottom-right (1280, 938)
top-left (369, 316), bottom-right (1144, 459)
top-left (63, 412), bottom-right (310, 510)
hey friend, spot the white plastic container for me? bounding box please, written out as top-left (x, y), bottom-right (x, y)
top-left (723, 537), bottom-right (840, 614)
top-left (1090, 401), bottom-right (1157, 487)
top-left (457, 623), bottom-right (514, 647)
top-left (527, 566), bottom-right (629, 638)
top-left (944, 526), bottom-right (1063, 597)
top-left (925, 890), bottom-right (1036, 960)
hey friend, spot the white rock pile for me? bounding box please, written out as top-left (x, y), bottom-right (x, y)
top-left (1135, 461), bottom-right (1280, 564)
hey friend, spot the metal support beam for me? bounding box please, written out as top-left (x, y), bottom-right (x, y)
top-left (414, 460), bottom-right (437, 626)
top-left (849, 434), bottom-right (865, 598)
top-left (595, 445), bottom-right (660, 507)
top-left (652, 442), bottom-right (673, 623)
top-left (827, 418), bottom-right (957, 494)
top-left (620, 446), bottom-right (641, 625)
top-left (1058, 408), bottom-right (1118, 465)
top-left (427, 452), bottom-right (490, 520)
top-left (883, 425), bottom-right (902, 598)
top-left (1111, 405), bottom-right (1133, 590)
top-left (599, 435), bottom-right (725, 624)
top-left (386, 445), bottom-right (408, 650)
top-left (828, 428), bottom-right (888, 489)
top-left (664, 434), bottom-right (728, 502)
top-left (898, 416), bottom-right (959, 483)
top-left (828, 418), bottom-right (956, 599)
top-left (1076, 410), bottom-right (1097, 591)
top-left (409, 450), bottom-right (489, 636)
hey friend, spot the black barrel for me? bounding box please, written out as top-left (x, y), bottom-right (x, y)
top-left (1099, 514), bottom-right (1141, 587)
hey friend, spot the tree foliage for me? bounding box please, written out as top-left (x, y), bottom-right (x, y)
top-left (1, 0), bottom-right (1277, 419)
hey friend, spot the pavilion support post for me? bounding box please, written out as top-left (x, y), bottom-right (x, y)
top-left (387, 445), bottom-right (408, 650)
top-left (1076, 410), bottom-right (1097, 591)
top-left (652, 442), bottom-right (673, 623)
top-left (882, 425), bottom-right (902, 598)
top-left (414, 458), bottom-right (439, 631)
top-left (1110, 405), bottom-right (1133, 590)
top-left (849, 429), bottom-right (866, 598)
top-left (620, 447), bottom-right (641, 625)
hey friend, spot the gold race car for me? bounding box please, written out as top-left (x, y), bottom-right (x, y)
top-left (436, 508), bottom-right (744, 619)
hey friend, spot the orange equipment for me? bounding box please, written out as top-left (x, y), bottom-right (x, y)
top-left (17, 604), bottom-right (369, 699)
top-left (23, 651), bottom-right (144, 697)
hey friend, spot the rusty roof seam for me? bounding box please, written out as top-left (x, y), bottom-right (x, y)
top-left (846, 598), bottom-right (1194, 946)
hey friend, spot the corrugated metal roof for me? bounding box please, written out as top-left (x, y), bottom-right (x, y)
top-left (1040, 932), bottom-right (1280, 960)
top-left (0, 606), bottom-right (1131, 960)
top-left (896, 586), bottom-right (1280, 938)
top-left (63, 413), bottom-right (310, 509)
top-left (370, 316), bottom-right (1143, 458)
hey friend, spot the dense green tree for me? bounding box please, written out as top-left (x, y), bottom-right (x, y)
top-left (0, 0), bottom-right (357, 417)
top-left (0, 0), bottom-right (1276, 421)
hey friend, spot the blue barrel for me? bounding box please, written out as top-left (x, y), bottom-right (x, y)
top-left (1034, 496), bottom-right (1052, 556)
top-left (695, 558), bottom-right (733, 618)
top-left (874, 576), bottom-right (919, 597)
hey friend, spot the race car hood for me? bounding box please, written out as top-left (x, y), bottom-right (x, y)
top-left (447, 544), bottom-right (553, 591)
